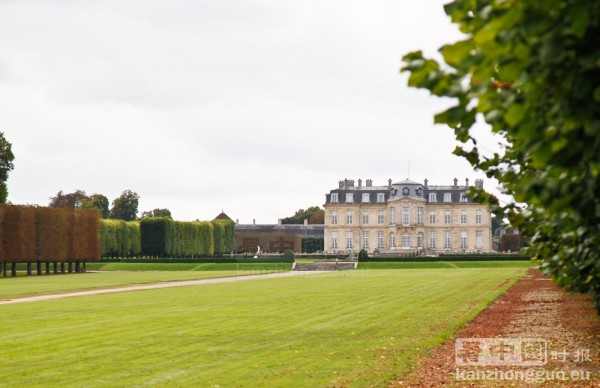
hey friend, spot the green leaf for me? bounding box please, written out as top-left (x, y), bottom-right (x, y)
top-left (505, 104), bottom-right (526, 126)
top-left (440, 39), bottom-right (474, 68)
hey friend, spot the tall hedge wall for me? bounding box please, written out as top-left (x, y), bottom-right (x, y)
top-left (100, 220), bottom-right (141, 258)
top-left (0, 205), bottom-right (100, 263)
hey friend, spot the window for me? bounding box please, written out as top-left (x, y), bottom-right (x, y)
top-left (460, 193), bottom-right (468, 202)
top-left (402, 233), bottom-right (410, 248)
top-left (362, 231), bottom-right (369, 249)
top-left (346, 232), bottom-right (353, 249)
top-left (476, 230), bottom-right (483, 248)
top-left (331, 211), bottom-right (338, 225)
top-left (429, 211), bottom-right (436, 224)
top-left (377, 210), bottom-right (384, 225)
top-left (461, 210), bottom-right (467, 224)
top-left (429, 232), bottom-right (436, 249)
top-left (377, 193), bottom-right (385, 203)
top-left (476, 210), bottom-right (482, 224)
top-left (331, 232), bottom-right (338, 249)
top-left (331, 193), bottom-right (339, 203)
top-left (390, 207), bottom-right (396, 224)
top-left (345, 193), bottom-right (354, 203)
top-left (444, 231), bottom-right (452, 249)
top-left (346, 211), bottom-right (353, 225)
top-left (402, 187), bottom-right (410, 195)
top-left (417, 207), bottom-right (423, 224)
top-left (362, 211), bottom-right (369, 225)
top-left (417, 232), bottom-right (424, 249)
top-left (444, 193), bottom-right (452, 203)
top-left (429, 193), bottom-right (437, 202)
top-left (378, 231), bottom-right (385, 249)
top-left (416, 188), bottom-right (423, 197)
top-left (460, 231), bottom-right (468, 249)
top-left (362, 193), bottom-right (370, 203)
top-left (389, 232), bottom-right (396, 249)
top-left (444, 210), bottom-right (451, 224)
top-left (402, 207), bottom-right (410, 225)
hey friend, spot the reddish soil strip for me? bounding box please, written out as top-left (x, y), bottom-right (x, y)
top-left (396, 269), bottom-right (600, 387)
top-left (0, 271), bottom-right (324, 305)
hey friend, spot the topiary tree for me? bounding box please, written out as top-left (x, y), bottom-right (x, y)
top-left (358, 249), bottom-right (369, 260)
top-left (401, 1), bottom-right (600, 310)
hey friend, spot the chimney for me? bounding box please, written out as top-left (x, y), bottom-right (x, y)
top-left (348, 179), bottom-right (355, 187)
top-left (366, 179), bottom-right (373, 187)
top-left (253, 218), bottom-right (256, 225)
top-left (465, 178), bottom-right (470, 186)
top-left (339, 180), bottom-right (344, 189)
top-left (277, 218), bottom-right (282, 225)
top-left (236, 219), bottom-right (239, 225)
top-left (424, 178), bottom-right (428, 188)
top-left (388, 178), bottom-right (392, 188)
top-left (358, 179), bottom-right (362, 187)
top-left (303, 219), bottom-right (308, 226)
top-left (475, 179), bottom-right (484, 189)
top-left (453, 177), bottom-right (458, 188)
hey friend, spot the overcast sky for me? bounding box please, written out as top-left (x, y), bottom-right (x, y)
top-left (0, 1), bottom-right (502, 223)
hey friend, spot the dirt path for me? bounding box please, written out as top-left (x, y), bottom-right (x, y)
top-left (397, 269), bottom-right (600, 386)
top-left (0, 271), bottom-right (325, 305)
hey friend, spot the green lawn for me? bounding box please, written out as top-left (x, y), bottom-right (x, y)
top-left (0, 270), bottom-right (282, 300)
top-left (0, 268), bottom-right (526, 386)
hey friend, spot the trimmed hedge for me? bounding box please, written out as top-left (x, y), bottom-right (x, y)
top-left (100, 220), bottom-right (140, 258)
top-left (98, 257), bottom-right (294, 264)
top-left (360, 254), bottom-right (531, 262)
top-left (0, 205), bottom-right (100, 263)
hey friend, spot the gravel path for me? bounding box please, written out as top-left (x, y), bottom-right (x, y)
top-left (0, 271), bottom-right (325, 305)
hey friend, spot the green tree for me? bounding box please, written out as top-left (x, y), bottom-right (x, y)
top-left (401, 1), bottom-right (600, 309)
top-left (49, 190), bottom-right (89, 209)
top-left (110, 190), bottom-right (140, 221)
top-left (282, 206), bottom-right (324, 224)
top-left (140, 208), bottom-right (172, 219)
top-left (0, 132), bottom-right (14, 203)
top-left (82, 193), bottom-right (110, 218)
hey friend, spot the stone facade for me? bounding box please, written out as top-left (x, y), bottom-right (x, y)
top-left (323, 178), bottom-right (492, 254)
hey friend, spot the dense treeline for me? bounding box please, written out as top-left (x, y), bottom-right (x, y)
top-left (102, 218), bottom-right (235, 258)
top-left (0, 205), bottom-right (100, 263)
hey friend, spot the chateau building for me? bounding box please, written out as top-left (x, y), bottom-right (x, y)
top-left (323, 178), bottom-right (492, 254)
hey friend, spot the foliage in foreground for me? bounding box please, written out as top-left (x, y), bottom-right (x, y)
top-left (402, 1), bottom-right (600, 310)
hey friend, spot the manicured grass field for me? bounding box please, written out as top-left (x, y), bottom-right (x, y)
top-left (0, 268), bottom-right (526, 386)
top-left (358, 260), bottom-right (534, 269)
top-left (0, 270), bottom-right (282, 300)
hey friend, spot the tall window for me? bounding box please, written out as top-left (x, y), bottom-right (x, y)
top-left (390, 207), bottom-right (396, 224)
top-left (429, 211), bottom-right (436, 224)
top-left (362, 193), bottom-right (370, 203)
top-left (331, 211), bottom-right (338, 225)
top-left (444, 193), bottom-right (452, 202)
top-left (476, 210), bottom-right (482, 224)
top-left (378, 231), bottom-right (385, 249)
top-left (429, 232), bottom-right (436, 249)
top-left (346, 193), bottom-right (354, 203)
top-left (444, 231), bottom-right (452, 249)
top-left (402, 207), bottom-right (410, 226)
top-left (417, 232), bottom-right (424, 249)
top-left (417, 207), bottom-right (423, 224)
top-left (331, 232), bottom-right (338, 249)
top-left (362, 211), bottom-right (369, 225)
top-left (429, 193), bottom-right (437, 202)
top-left (476, 230), bottom-right (483, 248)
top-left (331, 193), bottom-right (339, 203)
top-left (402, 233), bottom-right (410, 248)
top-left (389, 232), bottom-right (396, 249)
top-left (460, 231), bottom-right (468, 249)
top-left (377, 210), bottom-right (384, 225)
top-left (444, 210), bottom-right (451, 224)
top-left (377, 193), bottom-right (385, 203)
top-left (461, 210), bottom-right (467, 224)
top-left (346, 232), bottom-right (353, 249)
top-left (346, 211), bottom-right (353, 225)
top-left (362, 231), bottom-right (369, 249)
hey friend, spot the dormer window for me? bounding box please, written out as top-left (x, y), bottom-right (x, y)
top-left (331, 193), bottom-right (339, 203)
top-left (377, 193), bottom-right (385, 203)
top-left (444, 193), bottom-right (452, 202)
top-left (362, 193), bottom-right (370, 203)
top-left (345, 193), bottom-right (354, 203)
top-left (402, 187), bottom-right (410, 196)
top-left (460, 193), bottom-right (468, 202)
top-left (416, 188), bottom-right (422, 197)
top-left (429, 193), bottom-right (437, 202)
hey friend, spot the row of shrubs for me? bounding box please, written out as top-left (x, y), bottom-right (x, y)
top-left (0, 205), bottom-right (100, 263)
top-left (100, 217), bottom-right (236, 258)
